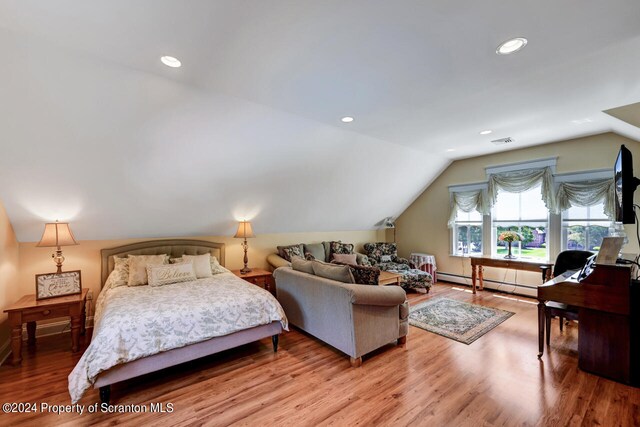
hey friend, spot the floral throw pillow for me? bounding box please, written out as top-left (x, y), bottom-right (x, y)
top-left (282, 245), bottom-right (304, 262)
top-left (104, 257), bottom-right (130, 289)
top-left (127, 254), bottom-right (168, 286)
top-left (304, 252), bottom-right (316, 261)
top-left (334, 262), bottom-right (380, 285)
top-left (330, 241), bottom-right (354, 256)
top-left (211, 256), bottom-right (231, 274)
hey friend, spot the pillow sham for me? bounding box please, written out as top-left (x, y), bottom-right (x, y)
top-left (332, 253), bottom-right (357, 265)
top-left (147, 262), bottom-right (197, 287)
top-left (181, 253), bottom-right (214, 279)
top-left (104, 256), bottom-right (130, 289)
top-left (211, 256), bottom-right (231, 275)
top-left (127, 254), bottom-right (168, 286)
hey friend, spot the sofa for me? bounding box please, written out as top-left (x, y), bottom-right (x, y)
top-left (363, 242), bottom-right (433, 293)
top-left (274, 261), bottom-right (408, 366)
top-left (267, 241), bottom-right (371, 270)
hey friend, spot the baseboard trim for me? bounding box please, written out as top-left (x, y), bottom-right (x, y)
top-left (438, 272), bottom-right (538, 298)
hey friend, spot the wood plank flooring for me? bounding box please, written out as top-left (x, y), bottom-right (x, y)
top-left (1, 283), bottom-right (639, 426)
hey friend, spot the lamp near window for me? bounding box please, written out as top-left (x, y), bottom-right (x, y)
top-left (36, 221), bottom-right (78, 273)
top-left (234, 221), bottom-right (255, 274)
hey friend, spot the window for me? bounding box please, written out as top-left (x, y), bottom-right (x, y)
top-left (453, 209), bottom-right (483, 256)
top-left (562, 201), bottom-right (610, 251)
top-left (491, 185), bottom-right (549, 260)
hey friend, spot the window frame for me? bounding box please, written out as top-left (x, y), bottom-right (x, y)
top-left (452, 210), bottom-right (483, 257)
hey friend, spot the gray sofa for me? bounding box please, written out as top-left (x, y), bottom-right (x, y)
top-left (274, 266), bottom-right (408, 366)
top-left (267, 241), bottom-right (370, 270)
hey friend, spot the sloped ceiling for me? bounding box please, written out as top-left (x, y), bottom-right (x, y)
top-left (1, 1), bottom-right (640, 242)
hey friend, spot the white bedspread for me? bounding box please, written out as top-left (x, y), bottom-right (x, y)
top-left (68, 273), bottom-right (288, 403)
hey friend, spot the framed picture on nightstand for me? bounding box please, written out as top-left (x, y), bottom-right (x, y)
top-left (35, 270), bottom-right (82, 300)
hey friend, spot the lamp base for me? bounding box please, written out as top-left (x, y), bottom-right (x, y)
top-left (240, 267), bottom-right (253, 274)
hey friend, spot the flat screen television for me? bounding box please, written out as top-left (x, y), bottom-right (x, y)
top-left (614, 144), bottom-right (640, 224)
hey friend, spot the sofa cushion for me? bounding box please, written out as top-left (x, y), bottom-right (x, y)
top-left (332, 253), bottom-right (357, 265)
top-left (311, 260), bottom-right (354, 283)
top-left (304, 243), bottom-right (326, 262)
top-left (329, 241), bottom-right (355, 263)
top-left (292, 257), bottom-right (315, 275)
top-left (278, 244), bottom-right (304, 261)
top-left (333, 262), bottom-right (380, 286)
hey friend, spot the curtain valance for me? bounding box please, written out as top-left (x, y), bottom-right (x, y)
top-left (555, 178), bottom-right (615, 219)
top-left (487, 166), bottom-right (556, 212)
top-left (448, 189), bottom-right (490, 228)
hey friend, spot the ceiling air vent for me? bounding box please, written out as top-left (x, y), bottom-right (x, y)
top-left (491, 137), bottom-right (514, 145)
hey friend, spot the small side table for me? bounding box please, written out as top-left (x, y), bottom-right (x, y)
top-left (378, 271), bottom-right (402, 286)
top-left (232, 268), bottom-right (275, 295)
top-left (3, 288), bottom-right (88, 366)
top-left (410, 253), bottom-right (437, 283)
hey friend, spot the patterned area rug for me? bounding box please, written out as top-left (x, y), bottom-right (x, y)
top-left (409, 298), bottom-right (514, 344)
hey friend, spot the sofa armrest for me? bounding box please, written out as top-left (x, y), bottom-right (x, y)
top-left (347, 284), bottom-right (406, 306)
top-left (267, 253), bottom-right (291, 270)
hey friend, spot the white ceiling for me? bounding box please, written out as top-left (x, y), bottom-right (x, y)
top-left (1, 1), bottom-right (640, 241)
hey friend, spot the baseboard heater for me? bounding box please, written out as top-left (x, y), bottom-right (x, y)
top-left (437, 272), bottom-right (538, 298)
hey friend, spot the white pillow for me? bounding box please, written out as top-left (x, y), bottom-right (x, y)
top-left (104, 257), bottom-right (129, 289)
top-left (147, 262), bottom-right (197, 287)
top-left (180, 254), bottom-right (214, 279)
top-left (127, 254), bottom-right (168, 286)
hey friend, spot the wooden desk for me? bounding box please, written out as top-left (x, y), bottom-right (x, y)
top-left (378, 271), bottom-right (402, 286)
top-left (3, 288), bottom-right (88, 366)
top-left (470, 256), bottom-right (553, 294)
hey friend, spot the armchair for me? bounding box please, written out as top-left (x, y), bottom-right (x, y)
top-left (363, 243), bottom-right (433, 293)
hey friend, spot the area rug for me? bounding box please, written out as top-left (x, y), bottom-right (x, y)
top-left (409, 298), bottom-right (514, 344)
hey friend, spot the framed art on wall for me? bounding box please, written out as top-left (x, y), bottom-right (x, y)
top-left (35, 270), bottom-right (82, 300)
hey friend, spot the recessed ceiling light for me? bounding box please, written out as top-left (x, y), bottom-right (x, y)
top-left (479, 130), bottom-right (493, 135)
top-left (160, 56), bottom-right (181, 68)
top-left (446, 148), bottom-right (456, 152)
top-left (496, 37), bottom-right (528, 55)
top-left (571, 118), bottom-right (593, 124)
top-left (341, 116), bottom-right (354, 123)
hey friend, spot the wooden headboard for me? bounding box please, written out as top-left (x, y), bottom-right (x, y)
top-left (100, 239), bottom-right (225, 288)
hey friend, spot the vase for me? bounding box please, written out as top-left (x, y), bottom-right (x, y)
top-left (504, 241), bottom-right (517, 259)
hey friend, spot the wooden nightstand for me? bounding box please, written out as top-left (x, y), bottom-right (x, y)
top-left (232, 269), bottom-right (275, 295)
top-left (3, 288), bottom-right (88, 366)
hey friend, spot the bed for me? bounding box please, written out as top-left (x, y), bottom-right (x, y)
top-left (68, 239), bottom-right (287, 404)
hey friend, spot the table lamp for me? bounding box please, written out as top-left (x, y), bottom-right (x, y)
top-left (234, 221), bottom-right (255, 274)
top-left (36, 221), bottom-right (78, 273)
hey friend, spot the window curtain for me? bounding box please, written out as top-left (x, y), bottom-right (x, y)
top-left (448, 189), bottom-right (490, 228)
top-left (487, 166), bottom-right (556, 212)
top-left (555, 178), bottom-right (615, 219)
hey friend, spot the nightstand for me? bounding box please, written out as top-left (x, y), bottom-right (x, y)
top-left (232, 268), bottom-right (275, 295)
top-left (3, 288), bottom-right (88, 366)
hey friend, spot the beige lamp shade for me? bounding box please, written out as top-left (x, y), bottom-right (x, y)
top-left (234, 221), bottom-right (255, 239)
top-left (36, 222), bottom-right (78, 248)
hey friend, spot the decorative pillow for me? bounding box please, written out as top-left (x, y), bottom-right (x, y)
top-left (311, 260), bottom-right (354, 283)
top-left (127, 254), bottom-right (168, 286)
top-left (330, 241), bottom-right (354, 256)
top-left (304, 252), bottom-right (316, 261)
top-left (334, 262), bottom-right (381, 286)
top-left (292, 257), bottom-right (315, 274)
top-left (357, 254), bottom-right (373, 267)
top-left (277, 244), bottom-right (304, 261)
top-left (281, 245), bottom-right (304, 262)
top-left (147, 262), bottom-right (197, 287)
top-left (380, 255), bottom-right (393, 263)
top-left (104, 256), bottom-right (130, 289)
top-left (303, 243), bottom-right (326, 262)
top-left (211, 256), bottom-right (231, 275)
top-left (332, 253), bottom-right (358, 265)
top-left (181, 254), bottom-right (214, 279)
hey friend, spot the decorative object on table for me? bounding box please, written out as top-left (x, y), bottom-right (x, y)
top-left (234, 220), bottom-right (255, 274)
top-left (383, 216), bottom-right (396, 243)
top-left (410, 253), bottom-right (437, 283)
top-left (35, 270), bottom-right (82, 300)
top-left (409, 298), bottom-right (514, 344)
top-left (36, 221), bottom-right (78, 273)
top-left (498, 230), bottom-right (521, 259)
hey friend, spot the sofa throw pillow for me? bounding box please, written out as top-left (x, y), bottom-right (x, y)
top-left (105, 256), bottom-right (130, 289)
top-left (281, 245), bottom-right (304, 262)
top-left (334, 262), bottom-right (381, 286)
top-left (181, 254), bottom-right (214, 279)
top-left (292, 257), bottom-right (315, 275)
top-left (211, 256), bottom-right (231, 275)
top-left (303, 243), bottom-right (326, 262)
top-left (330, 241), bottom-right (354, 257)
top-left (277, 244), bottom-right (304, 260)
top-left (304, 252), bottom-right (316, 261)
top-left (332, 253), bottom-right (358, 265)
top-left (147, 262), bottom-right (197, 287)
top-left (127, 254), bottom-right (168, 286)
top-left (311, 260), bottom-right (354, 283)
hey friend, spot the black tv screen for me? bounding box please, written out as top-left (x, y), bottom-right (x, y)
top-left (614, 145), bottom-right (639, 224)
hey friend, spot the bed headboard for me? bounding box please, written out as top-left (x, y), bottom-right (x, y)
top-left (100, 239), bottom-right (225, 288)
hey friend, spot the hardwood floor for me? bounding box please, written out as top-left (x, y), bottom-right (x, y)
top-left (1, 283), bottom-right (639, 426)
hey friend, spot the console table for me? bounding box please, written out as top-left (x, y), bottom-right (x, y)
top-left (470, 256), bottom-right (553, 294)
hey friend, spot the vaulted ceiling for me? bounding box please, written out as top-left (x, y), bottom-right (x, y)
top-left (1, 1), bottom-right (640, 241)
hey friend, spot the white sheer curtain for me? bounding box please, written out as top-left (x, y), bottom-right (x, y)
top-left (487, 167), bottom-right (556, 212)
top-left (448, 189), bottom-right (490, 228)
top-left (555, 178), bottom-right (615, 219)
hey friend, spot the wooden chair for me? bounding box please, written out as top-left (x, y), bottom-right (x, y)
top-left (544, 250), bottom-right (593, 343)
